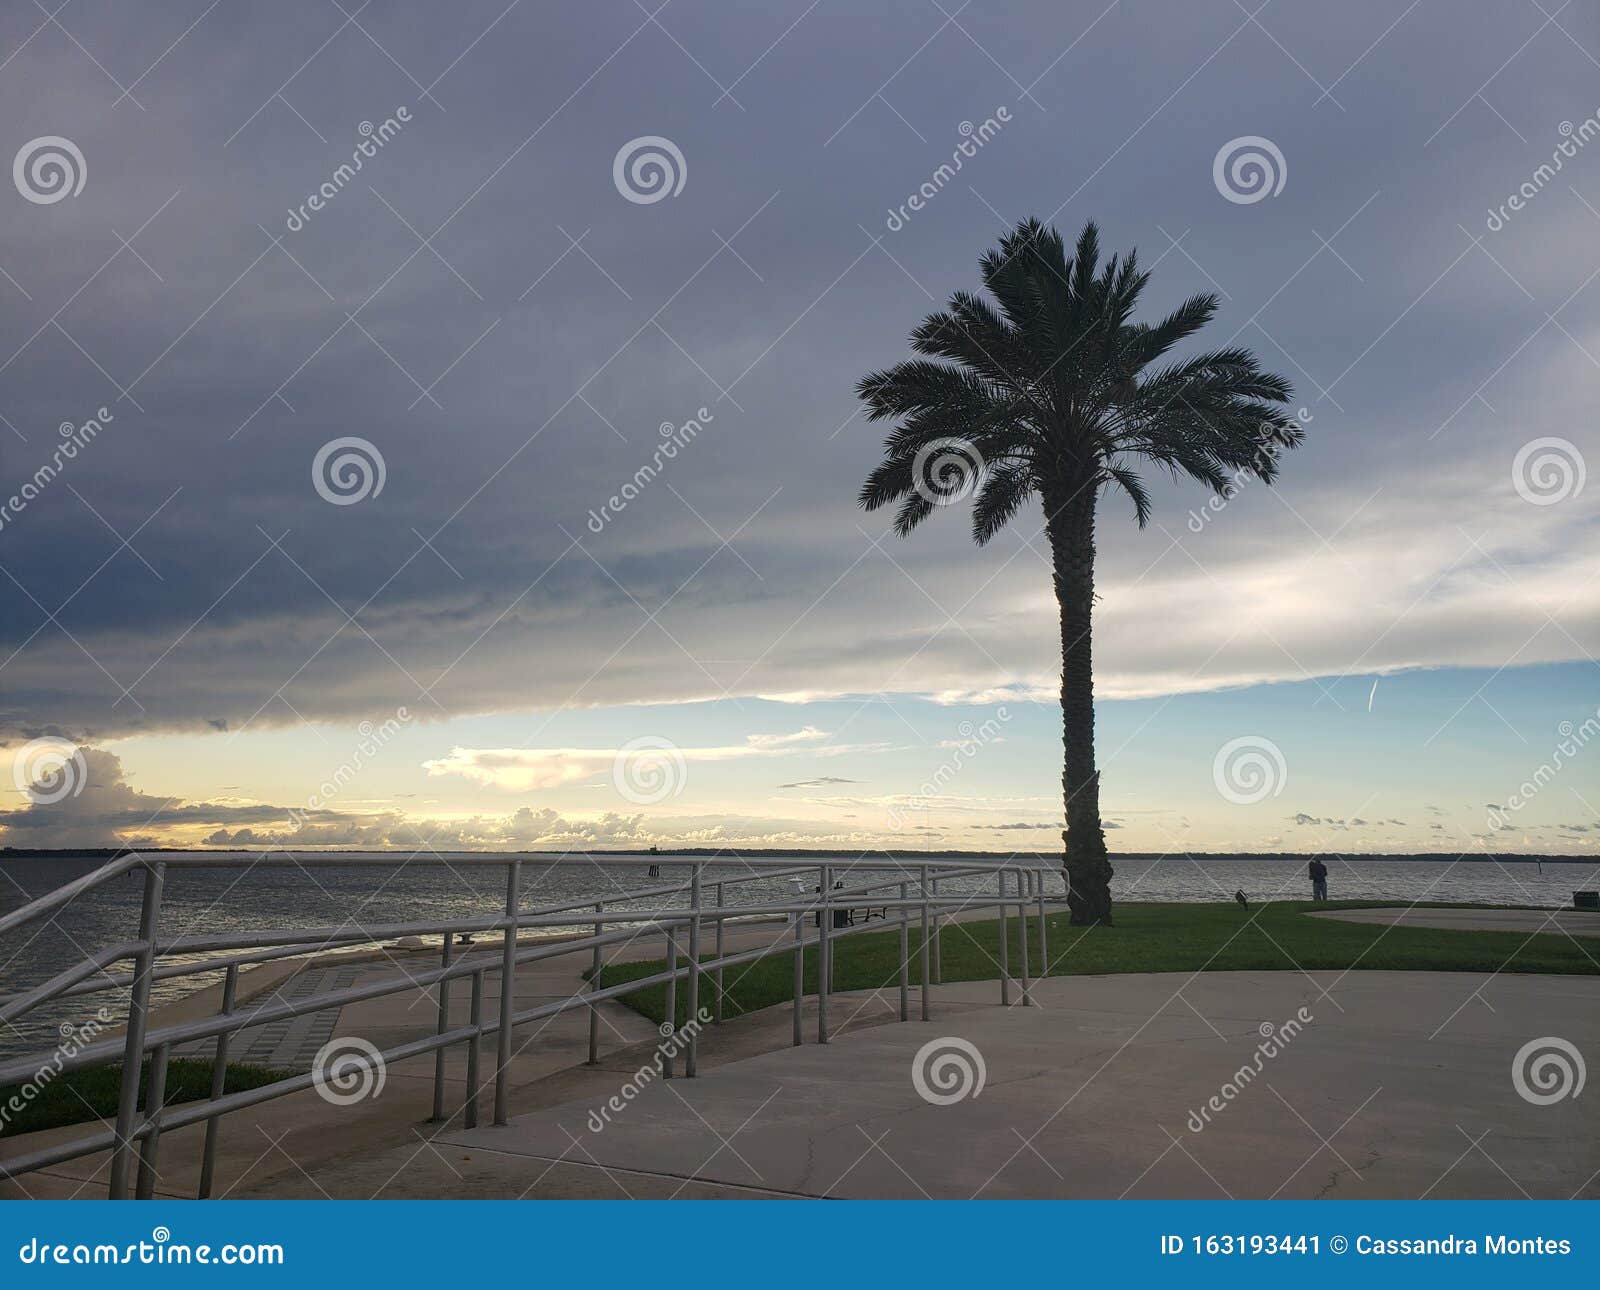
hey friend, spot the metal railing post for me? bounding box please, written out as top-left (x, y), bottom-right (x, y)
top-left (587, 902), bottom-right (603, 1065)
top-left (493, 859), bottom-right (521, 1126)
top-left (791, 908), bottom-right (803, 1047)
top-left (933, 873), bottom-right (943, 984)
top-left (464, 968), bottom-right (484, 1129)
top-left (1037, 867), bottom-right (1049, 984)
top-left (108, 860), bottom-right (164, 1199)
top-left (817, 864), bottom-right (831, 1043)
top-left (197, 962), bottom-right (238, 1199)
top-left (919, 864), bottom-right (931, 1021)
top-left (898, 880), bottom-right (909, 1021)
top-left (662, 922), bottom-right (679, 1078)
top-left (432, 932), bottom-right (455, 1121)
top-left (1018, 870), bottom-right (1033, 1006)
top-left (134, 1041), bottom-right (170, 1200)
top-left (713, 880), bottom-right (725, 1025)
top-left (998, 869), bottom-right (1011, 1007)
top-left (685, 864), bottom-right (702, 1077)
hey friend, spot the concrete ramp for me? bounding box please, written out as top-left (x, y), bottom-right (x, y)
top-left (438, 970), bottom-right (1600, 1199)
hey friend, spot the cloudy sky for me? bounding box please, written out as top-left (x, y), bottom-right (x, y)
top-left (0, 0), bottom-right (1595, 857)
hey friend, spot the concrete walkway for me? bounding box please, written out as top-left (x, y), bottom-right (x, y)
top-left (1309, 906), bottom-right (1600, 937)
top-left (433, 970), bottom-right (1599, 1200)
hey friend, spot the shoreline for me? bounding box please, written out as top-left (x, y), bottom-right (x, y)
top-left (1, 847), bottom-right (1590, 864)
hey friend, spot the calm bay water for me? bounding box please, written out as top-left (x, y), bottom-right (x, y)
top-left (0, 852), bottom-right (1591, 1061)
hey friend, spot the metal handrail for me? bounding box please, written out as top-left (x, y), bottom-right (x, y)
top-left (3, 858), bottom-right (822, 1009)
top-left (0, 850), bottom-right (1063, 1199)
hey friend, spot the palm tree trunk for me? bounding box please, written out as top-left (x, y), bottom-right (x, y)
top-left (1046, 489), bottom-right (1114, 925)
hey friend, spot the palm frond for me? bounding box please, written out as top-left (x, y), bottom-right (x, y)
top-left (857, 217), bottom-right (1303, 540)
top-left (971, 462), bottom-right (1033, 545)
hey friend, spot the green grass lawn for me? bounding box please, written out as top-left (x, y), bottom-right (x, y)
top-left (598, 899), bottom-right (1598, 1026)
top-left (0, 1057), bottom-right (287, 1138)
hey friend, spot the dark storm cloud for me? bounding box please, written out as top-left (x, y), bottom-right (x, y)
top-left (2, 1), bottom-right (1595, 741)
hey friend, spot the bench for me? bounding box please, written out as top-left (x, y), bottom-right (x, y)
top-left (802, 883), bottom-right (897, 928)
top-left (1576, 891), bottom-right (1599, 911)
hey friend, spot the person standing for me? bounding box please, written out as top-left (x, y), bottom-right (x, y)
top-left (1308, 857), bottom-right (1329, 902)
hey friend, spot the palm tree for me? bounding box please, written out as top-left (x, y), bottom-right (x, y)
top-left (858, 219), bottom-right (1303, 925)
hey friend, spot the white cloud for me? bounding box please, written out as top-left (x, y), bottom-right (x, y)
top-left (421, 730), bottom-right (886, 792)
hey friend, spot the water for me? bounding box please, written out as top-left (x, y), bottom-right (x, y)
top-left (0, 852), bottom-right (1589, 1062)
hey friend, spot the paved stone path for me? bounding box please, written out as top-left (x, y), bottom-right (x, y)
top-left (177, 966), bottom-right (365, 1068)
